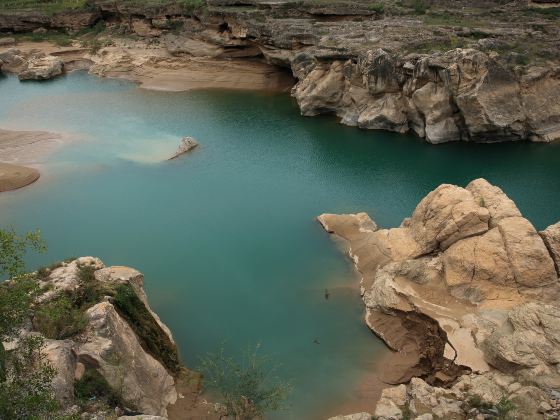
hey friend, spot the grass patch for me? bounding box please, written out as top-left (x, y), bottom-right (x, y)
top-left (74, 369), bottom-right (122, 407)
top-left (368, 3), bottom-right (384, 13)
top-left (113, 283), bottom-right (180, 374)
top-left (0, 0), bottom-right (88, 14)
top-left (15, 30), bottom-right (73, 46)
top-left (33, 293), bottom-right (87, 339)
top-left (523, 7), bottom-right (560, 20)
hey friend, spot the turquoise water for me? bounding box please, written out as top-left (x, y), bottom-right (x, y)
top-left (1, 72), bottom-right (560, 418)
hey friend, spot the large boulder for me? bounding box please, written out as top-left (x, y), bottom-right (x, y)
top-left (497, 216), bottom-right (558, 289)
top-left (77, 302), bottom-right (177, 417)
top-left (43, 339), bottom-right (77, 406)
top-left (483, 303), bottom-right (560, 388)
top-left (18, 55), bottom-right (63, 81)
top-left (409, 184), bottom-right (490, 253)
top-left (466, 178), bottom-right (522, 227)
top-left (540, 221), bottom-right (560, 275)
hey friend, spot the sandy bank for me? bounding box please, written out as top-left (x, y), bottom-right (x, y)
top-left (0, 128), bottom-right (67, 193)
top-left (0, 162), bottom-right (39, 192)
top-left (2, 41), bottom-right (295, 92)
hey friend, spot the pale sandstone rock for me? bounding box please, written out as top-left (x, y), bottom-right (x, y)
top-left (412, 82), bottom-right (460, 144)
top-left (43, 339), bottom-right (76, 405)
top-left (442, 227), bottom-right (515, 288)
top-left (168, 136), bottom-right (199, 160)
top-left (77, 302), bottom-right (177, 417)
top-left (497, 216), bottom-right (558, 289)
top-left (408, 378), bottom-right (463, 419)
top-left (38, 257), bottom-right (105, 302)
top-left (409, 184), bottom-right (490, 252)
top-left (18, 55), bottom-right (63, 81)
top-left (540, 221), bottom-right (560, 275)
top-left (466, 178), bottom-right (522, 227)
top-left (483, 303), bottom-right (560, 387)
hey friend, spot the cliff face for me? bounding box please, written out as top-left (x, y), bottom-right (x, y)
top-left (319, 179), bottom-right (560, 419)
top-left (1, 0), bottom-right (559, 144)
top-left (5, 257), bottom-right (209, 419)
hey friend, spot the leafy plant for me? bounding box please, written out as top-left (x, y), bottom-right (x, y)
top-left (33, 293), bottom-right (87, 339)
top-left (199, 344), bottom-right (291, 419)
top-left (113, 283), bottom-right (180, 374)
top-left (0, 335), bottom-right (59, 418)
top-left (0, 227), bottom-right (46, 280)
top-left (496, 396), bottom-right (516, 419)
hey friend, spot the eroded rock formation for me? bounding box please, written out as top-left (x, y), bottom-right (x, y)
top-left (319, 179), bottom-right (560, 419)
top-left (1, 1), bottom-right (559, 143)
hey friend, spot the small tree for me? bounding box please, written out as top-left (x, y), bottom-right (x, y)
top-left (199, 344), bottom-right (291, 419)
top-left (0, 227), bottom-right (46, 280)
top-left (0, 228), bottom-right (58, 418)
top-left (0, 335), bottom-right (58, 419)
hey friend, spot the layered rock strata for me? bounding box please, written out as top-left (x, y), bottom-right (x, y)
top-left (319, 179), bottom-right (560, 419)
top-left (1, 0), bottom-right (559, 143)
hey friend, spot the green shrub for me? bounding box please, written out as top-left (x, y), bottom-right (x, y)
top-left (413, 0), bottom-right (428, 15)
top-left (74, 369), bottom-right (122, 407)
top-left (113, 284), bottom-right (180, 374)
top-left (496, 396), bottom-right (516, 419)
top-left (199, 344), bottom-right (291, 419)
top-left (468, 394), bottom-right (493, 410)
top-left (369, 3), bottom-right (385, 13)
top-left (0, 335), bottom-right (59, 418)
top-left (33, 293), bottom-right (87, 339)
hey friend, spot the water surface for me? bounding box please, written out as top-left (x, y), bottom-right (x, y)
top-left (1, 72), bottom-right (559, 418)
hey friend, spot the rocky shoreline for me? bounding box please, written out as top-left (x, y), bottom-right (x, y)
top-left (320, 179), bottom-right (560, 419)
top-left (1, 0), bottom-right (559, 143)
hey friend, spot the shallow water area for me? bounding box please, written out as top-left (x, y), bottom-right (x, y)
top-left (1, 72), bottom-right (560, 419)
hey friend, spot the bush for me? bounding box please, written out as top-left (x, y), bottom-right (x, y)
top-left (113, 284), bottom-right (180, 374)
top-left (369, 3), bottom-right (385, 13)
top-left (0, 335), bottom-right (59, 418)
top-left (413, 0), bottom-right (428, 15)
top-left (496, 396), bottom-right (516, 419)
top-left (74, 369), bottom-right (122, 407)
top-left (0, 228), bottom-right (45, 280)
top-left (33, 293), bottom-right (87, 339)
top-left (199, 344), bottom-right (291, 419)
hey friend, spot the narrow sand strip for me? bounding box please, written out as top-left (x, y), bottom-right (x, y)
top-left (0, 162), bottom-right (39, 192)
top-left (0, 128), bottom-right (64, 165)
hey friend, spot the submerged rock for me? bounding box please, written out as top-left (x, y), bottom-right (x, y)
top-left (168, 136), bottom-right (198, 160)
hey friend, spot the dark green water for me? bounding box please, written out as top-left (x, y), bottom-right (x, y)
top-left (0, 72), bottom-right (559, 418)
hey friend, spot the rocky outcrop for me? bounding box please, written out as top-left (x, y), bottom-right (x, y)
top-left (26, 257), bottom-right (181, 417)
top-left (18, 54), bottom-right (63, 80)
top-left (78, 301), bottom-right (177, 416)
top-left (319, 178), bottom-right (560, 419)
top-left (168, 136), bottom-right (199, 160)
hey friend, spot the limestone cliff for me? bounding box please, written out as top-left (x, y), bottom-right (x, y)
top-left (319, 179), bottom-right (560, 419)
